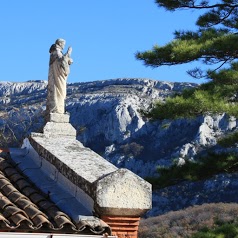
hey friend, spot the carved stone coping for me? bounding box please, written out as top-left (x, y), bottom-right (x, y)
top-left (28, 134), bottom-right (152, 217)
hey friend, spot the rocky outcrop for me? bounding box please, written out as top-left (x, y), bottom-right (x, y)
top-left (1, 78), bottom-right (237, 176)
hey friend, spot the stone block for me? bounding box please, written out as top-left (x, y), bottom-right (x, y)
top-left (43, 121), bottom-right (76, 138)
top-left (94, 168), bottom-right (152, 216)
top-left (28, 135), bottom-right (117, 195)
top-left (49, 113), bottom-right (70, 123)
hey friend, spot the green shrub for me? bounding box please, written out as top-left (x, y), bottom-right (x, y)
top-left (139, 203), bottom-right (238, 238)
top-left (192, 222), bottom-right (238, 238)
top-left (120, 142), bottom-right (144, 157)
top-left (218, 131), bottom-right (238, 147)
top-left (146, 152), bottom-right (238, 188)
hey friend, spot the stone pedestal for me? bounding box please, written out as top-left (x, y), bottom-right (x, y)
top-left (48, 113), bottom-right (70, 123)
top-left (43, 113), bottom-right (76, 138)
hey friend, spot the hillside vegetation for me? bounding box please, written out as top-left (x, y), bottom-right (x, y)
top-left (147, 151), bottom-right (238, 188)
top-left (139, 203), bottom-right (238, 238)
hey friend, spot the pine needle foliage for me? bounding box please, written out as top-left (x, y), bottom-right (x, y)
top-left (136, 1), bottom-right (238, 119)
top-left (145, 62), bottom-right (238, 120)
top-left (218, 131), bottom-right (238, 147)
top-left (146, 152), bottom-right (238, 188)
top-left (146, 85), bottom-right (238, 120)
top-left (136, 0), bottom-right (238, 79)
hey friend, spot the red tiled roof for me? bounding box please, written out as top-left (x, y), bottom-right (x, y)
top-left (0, 155), bottom-right (110, 234)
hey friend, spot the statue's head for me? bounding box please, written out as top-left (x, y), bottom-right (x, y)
top-left (55, 38), bottom-right (66, 49)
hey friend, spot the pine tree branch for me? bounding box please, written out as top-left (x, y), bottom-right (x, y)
top-left (201, 6), bottom-right (237, 27)
top-left (137, 1), bottom-right (238, 79)
top-left (161, 1), bottom-right (238, 10)
top-left (183, 3), bottom-right (238, 10)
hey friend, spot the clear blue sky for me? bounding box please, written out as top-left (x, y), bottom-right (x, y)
top-left (1, 1), bottom-right (205, 84)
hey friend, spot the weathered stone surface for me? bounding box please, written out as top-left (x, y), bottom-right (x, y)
top-left (28, 132), bottom-right (152, 217)
top-left (94, 168), bottom-right (152, 216)
top-left (29, 134), bottom-right (117, 195)
top-left (49, 113), bottom-right (70, 123)
top-left (46, 39), bottom-right (73, 116)
top-left (43, 121), bottom-right (76, 137)
top-left (43, 112), bottom-right (76, 137)
top-left (11, 142), bottom-right (95, 218)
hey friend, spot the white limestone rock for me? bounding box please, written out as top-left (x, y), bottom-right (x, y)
top-left (2, 78), bottom-right (238, 216)
top-left (1, 78), bottom-right (238, 179)
top-left (0, 80), bottom-right (47, 97)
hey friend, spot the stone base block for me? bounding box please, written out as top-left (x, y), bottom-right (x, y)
top-left (42, 112), bottom-right (76, 138)
top-left (43, 121), bottom-right (76, 138)
top-left (49, 113), bottom-right (70, 123)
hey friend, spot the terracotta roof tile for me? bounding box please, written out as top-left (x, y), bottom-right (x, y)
top-left (0, 196), bottom-right (13, 208)
top-left (0, 158), bottom-right (11, 170)
top-left (9, 174), bottom-right (25, 183)
top-left (0, 179), bottom-right (11, 190)
top-left (3, 184), bottom-right (18, 196)
top-left (0, 213), bottom-right (11, 225)
top-left (37, 200), bottom-right (56, 211)
top-left (15, 179), bottom-right (32, 190)
top-left (8, 191), bottom-right (26, 203)
top-left (4, 167), bottom-right (18, 177)
top-left (32, 215), bottom-right (53, 229)
top-left (7, 213), bottom-right (32, 228)
top-left (22, 187), bottom-right (39, 197)
top-left (0, 155), bottom-right (110, 234)
top-left (29, 193), bottom-right (46, 204)
top-left (4, 206), bottom-right (27, 219)
top-left (15, 198), bottom-right (33, 210)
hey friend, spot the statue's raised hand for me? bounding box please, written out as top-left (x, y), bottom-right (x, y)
top-left (67, 47), bottom-right (72, 56)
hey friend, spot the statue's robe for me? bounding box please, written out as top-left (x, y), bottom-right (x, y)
top-left (46, 45), bottom-right (71, 114)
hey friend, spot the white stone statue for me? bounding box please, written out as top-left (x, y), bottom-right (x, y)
top-left (46, 39), bottom-right (73, 117)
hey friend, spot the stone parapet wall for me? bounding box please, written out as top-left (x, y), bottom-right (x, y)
top-left (23, 113), bottom-right (152, 238)
top-left (28, 133), bottom-right (152, 217)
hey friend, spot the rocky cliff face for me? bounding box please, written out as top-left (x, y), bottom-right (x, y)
top-left (1, 78), bottom-right (238, 216)
top-left (0, 78), bottom-right (199, 175)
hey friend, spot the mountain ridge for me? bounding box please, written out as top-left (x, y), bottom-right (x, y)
top-left (1, 78), bottom-right (237, 216)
